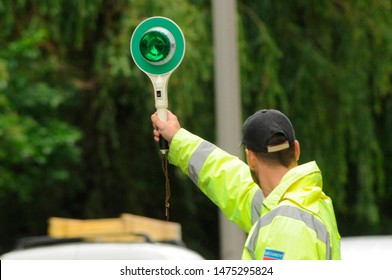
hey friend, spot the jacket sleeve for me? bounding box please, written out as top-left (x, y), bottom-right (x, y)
top-left (168, 128), bottom-right (264, 233)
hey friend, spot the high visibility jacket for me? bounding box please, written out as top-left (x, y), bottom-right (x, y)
top-left (169, 129), bottom-right (341, 260)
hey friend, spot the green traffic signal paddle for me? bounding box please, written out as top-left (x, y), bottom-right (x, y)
top-left (130, 17), bottom-right (185, 220)
top-left (130, 16), bottom-right (185, 155)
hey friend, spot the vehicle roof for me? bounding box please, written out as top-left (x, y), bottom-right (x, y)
top-left (1, 242), bottom-right (204, 260)
top-left (340, 235), bottom-right (392, 260)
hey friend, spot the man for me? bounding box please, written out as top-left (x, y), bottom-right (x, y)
top-left (151, 109), bottom-right (341, 260)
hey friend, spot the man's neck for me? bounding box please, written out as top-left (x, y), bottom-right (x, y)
top-left (259, 163), bottom-right (295, 197)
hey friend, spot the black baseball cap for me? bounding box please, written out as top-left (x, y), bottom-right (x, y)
top-left (241, 109), bottom-right (295, 153)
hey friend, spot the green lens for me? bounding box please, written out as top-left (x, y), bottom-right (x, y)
top-left (140, 30), bottom-right (171, 63)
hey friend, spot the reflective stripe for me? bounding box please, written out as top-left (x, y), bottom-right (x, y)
top-left (251, 188), bottom-right (264, 224)
top-left (247, 221), bottom-right (259, 260)
top-left (247, 205), bottom-right (332, 260)
top-left (188, 141), bottom-right (216, 185)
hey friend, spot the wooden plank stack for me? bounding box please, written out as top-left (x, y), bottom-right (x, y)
top-left (48, 213), bottom-right (182, 243)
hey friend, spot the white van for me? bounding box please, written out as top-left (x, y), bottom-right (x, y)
top-left (1, 237), bottom-right (204, 260)
top-left (1, 214), bottom-right (205, 260)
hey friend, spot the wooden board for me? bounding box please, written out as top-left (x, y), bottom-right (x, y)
top-left (48, 213), bottom-right (182, 243)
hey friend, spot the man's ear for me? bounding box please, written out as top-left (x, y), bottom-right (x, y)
top-left (294, 140), bottom-right (300, 161)
top-left (245, 148), bottom-right (257, 169)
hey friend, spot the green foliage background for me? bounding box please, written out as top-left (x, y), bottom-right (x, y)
top-left (0, 0), bottom-right (391, 258)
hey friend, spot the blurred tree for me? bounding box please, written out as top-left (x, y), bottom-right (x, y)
top-left (0, 0), bottom-right (218, 258)
top-left (0, 0), bottom-right (391, 259)
top-left (238, 0), bottom-right (392, 234)
top-left (0, 12), bottom-right (82, 252)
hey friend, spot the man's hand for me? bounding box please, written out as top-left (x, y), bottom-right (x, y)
top-left (151, 110), bottom-right (181, 144)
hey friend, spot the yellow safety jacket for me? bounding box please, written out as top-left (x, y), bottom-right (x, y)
top-left (169, 129), bottom-right (341, 260)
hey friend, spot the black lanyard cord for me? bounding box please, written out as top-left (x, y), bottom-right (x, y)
top-left (161, 153), bottom-right (170, 220)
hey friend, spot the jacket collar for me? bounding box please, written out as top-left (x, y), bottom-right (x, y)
top-left (262, 161), bottom-right (324, 213)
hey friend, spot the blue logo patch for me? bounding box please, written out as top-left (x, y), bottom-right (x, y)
top-left (263, 249), bottom-right (284, 260)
